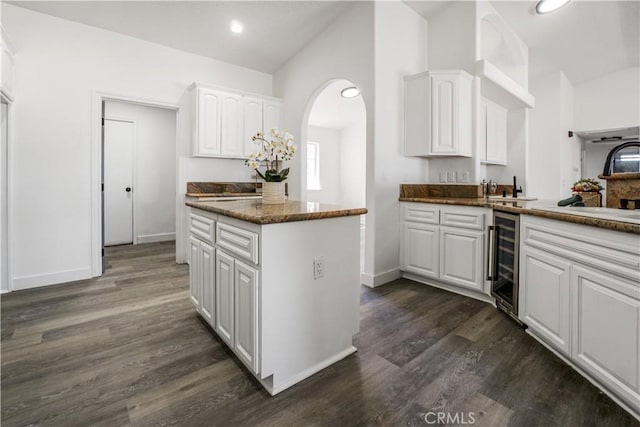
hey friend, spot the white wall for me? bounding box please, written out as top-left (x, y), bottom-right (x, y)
top-left (306, 126), bottom-right (341, 205)
top-left (372, 1), bottom-right (429, 284)
top-left (573, 67), bottom-right (640, 131)
top-left (272, 2), bottom-right (376, 279)
top-left (339, 118), bottom-right (366, 208)
top-left (104, 101), bottom-right (176, 243)
top-left (4, 4), bottom-right (272, 290)
top-left (527, 70), bottom-right (577, 201)
top-left (486, 108), bottom-right (528, 190)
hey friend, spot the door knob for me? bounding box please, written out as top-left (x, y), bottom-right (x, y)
top-left (125, 187), bottom-right (132, 192)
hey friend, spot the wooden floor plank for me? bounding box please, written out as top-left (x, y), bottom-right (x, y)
top-left (1, 241), bottom-right (636, 426)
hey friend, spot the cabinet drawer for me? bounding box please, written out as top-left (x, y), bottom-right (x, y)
top-left (441, 209), bottom-right (484, 230)
top-left (217, 222), bottom-right (259, 264)
top-left (190, 212), bottom-right (216, 244)
top-left (402, 204), bottom-right (440, 224)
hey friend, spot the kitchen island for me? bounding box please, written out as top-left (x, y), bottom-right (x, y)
top-left (185, 199), bottom-right (367, 395)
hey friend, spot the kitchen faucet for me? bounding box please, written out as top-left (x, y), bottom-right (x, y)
top-left (512, 176), bottom-right (523, 198)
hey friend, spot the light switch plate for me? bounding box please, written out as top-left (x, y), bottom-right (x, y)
top-left (439, 171), bottom-right (448, 183)
top-left (447, 171), bottom-right (456, 183)
top-left (456, 171), bottom-right (470, 183)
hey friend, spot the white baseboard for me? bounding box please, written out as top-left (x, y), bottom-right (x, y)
top-left (264, 346), bottom-right (358, 395)
top-left (12, 267), bottom-right (92, 291)
top-left (136, 232), bottom-right (175, 244)
top-left (360, 268), bottom-right (402, 288)
top-left (402, 272), bottom-right (495, 305)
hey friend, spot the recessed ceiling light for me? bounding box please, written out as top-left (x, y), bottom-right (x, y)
top-left (340, 86), bottom-right (360, 99)
top-left (536, 0), bottom-right (571, 14)
top-left (230, 20), bottom-right (243, 34)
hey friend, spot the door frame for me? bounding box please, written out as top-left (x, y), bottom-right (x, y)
top-left (103, 115), bottom-right (137, 246)
top-left (91, 90), bottom-right (180, 277)
top-left (1, 92), bottom-right (13, 293)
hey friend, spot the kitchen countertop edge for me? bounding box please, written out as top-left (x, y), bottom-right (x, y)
top-left (187, 200), bottom-right (368, 225)
top-left (399, 197), bottom-right (640, 235)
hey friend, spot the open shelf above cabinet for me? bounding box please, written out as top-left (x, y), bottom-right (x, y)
top-left (476, 60), bottom-right (535, 109)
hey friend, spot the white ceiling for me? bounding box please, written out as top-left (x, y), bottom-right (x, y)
top-left (8, 1), bottom-right (638, 85)
top-left (7, 1), bottom-right (350, 74)
top-left (490, 0), bottom-right (639, 85)
top-left (407, 0), bottom-right (639, 85)
top-left (308, 80), bottom-right (366, 130)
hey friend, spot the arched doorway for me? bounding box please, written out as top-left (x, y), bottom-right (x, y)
top-left (302, 79), bottom-right (367, 272)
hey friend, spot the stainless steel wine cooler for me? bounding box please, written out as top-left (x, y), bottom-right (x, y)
top-left (487, 211), bottom-right (525, 327)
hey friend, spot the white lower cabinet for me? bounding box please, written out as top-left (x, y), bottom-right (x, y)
top-left (234, 260), bottom-right (259, 373)
top-left (189, 213), bottom-right (260, 375)
top-left (189, 235), bottom-right (202, 311)
top-left (215, 249), bottom-right (235, 346)
top-left (188, 235), bottom-right (215, 325)
top-left (520, 245), bottom-right (571, 355)
top-left (520, 215), bottom-right (640, 415)
top-left (440, 227), bottom-right (484, 292)
top-left (401, 222), bottom-right (439, 279)
top-left (571, 264), bottom-right (640, 410)
top-left (400, 203), bottom-right (488, 297)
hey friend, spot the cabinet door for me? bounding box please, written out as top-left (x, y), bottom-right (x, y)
top-left (200, 241), bottom-right (215, 326)
top-left (234, 260), bottom-right (259, 374)
top-left (244, 96), bottom-right (263, 157)
top-left (439, 227), bottom-right (484, 292)
top-left (429, 74), bottom-right (457, 154)
top-left (263, 100), bottom-right (283, 135)
top-left (220, 92), bottom-right (244, 157)
top-left (485, 100), bottom-right (508, 165)
top-left (520, 246), bottom-right (571, 355)
top-left (401, 222), bottom-right (439, 279)
top-left (571, 265), bottom-right (640, 409)
top-left (215, 250), bottom-right (235, 346)
top-left (196, 88), bottom-right (221, 157)
top-left (188, 236), bottom-right (201, 310)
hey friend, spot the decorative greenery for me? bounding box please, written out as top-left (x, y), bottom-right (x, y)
top-left (245, 129), bottom-right (296, 182)
top-left (572, 178), bottom-right (603, 192)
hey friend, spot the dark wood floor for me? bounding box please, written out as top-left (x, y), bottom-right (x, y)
top-left (1, 242), bottom-right (636, 426)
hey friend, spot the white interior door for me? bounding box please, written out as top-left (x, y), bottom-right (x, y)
top-left (104, 119), bottom-right (134, 246)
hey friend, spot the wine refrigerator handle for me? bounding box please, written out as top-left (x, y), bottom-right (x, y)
top-left (486, 225), bottom-right (495, 281)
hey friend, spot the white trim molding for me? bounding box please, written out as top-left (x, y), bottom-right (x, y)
top-left (91, 89), bottom-right (180, 278)
top-left (137, 232), bottom-right (176, 244)
top-left (13, 267), bottom-right (92, 291)
top-left (360, 268), bottom-right (402, 288)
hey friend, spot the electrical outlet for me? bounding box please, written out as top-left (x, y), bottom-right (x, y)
top-left (447, 171), bottom-right (456, 183)
top-left (313, 257), bottom-right (324, 280)
top-left (439, 171), bottom-right (448, 183)
top-left (456, 171), bottom-right (470, 183)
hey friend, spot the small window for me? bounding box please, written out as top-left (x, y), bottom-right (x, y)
top-left (307, 142), bottom-right (321, 190)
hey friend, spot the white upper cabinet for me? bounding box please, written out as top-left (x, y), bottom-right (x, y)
top-left (220, 92), bottom-right (244, 158)
top-left (189, 83), bottom-right (284, 159)
top-left (194, 87), bottom-right (222, 157)
top-left (244, 96), bottom-right (263, 157)
top-left (263, 100), bottom-right (283, 136)
top-left (404, 70), bottom-right (473, 157)
top-left (480, 97), bottom-right (508, 165)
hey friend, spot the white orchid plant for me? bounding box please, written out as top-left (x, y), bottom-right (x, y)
top-left (245, 129), bottom-right (296, 182)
